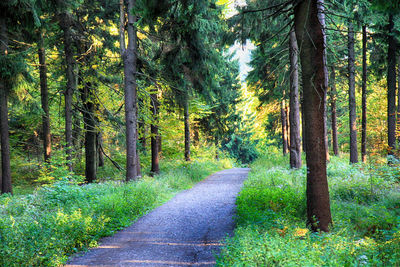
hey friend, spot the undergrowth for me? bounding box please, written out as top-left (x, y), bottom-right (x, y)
top-left (217, 154), bottom-right (400, 266)
top-left (0, 158), bottom-right (232, 266)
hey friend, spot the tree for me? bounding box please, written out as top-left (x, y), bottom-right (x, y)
top-left (289, 29), bottom-right (302, 168)
top-left (348, 20), bottom-right (358, 163)
top-left (361, 25), bottom-right (367, 162)
top-left (294, 0), bottom-right (332, 232)
top-left (329, 66), bottom-right (339, 156)
top-left (38, 29), bottom-right (51, 162)
top-left (120, 0), bottom-right (140, 181)
top-left (387, 14), bottom-right (396, 158)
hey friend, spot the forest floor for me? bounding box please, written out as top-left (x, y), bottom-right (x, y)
top-left (66, 168), bottom-right (249, 266)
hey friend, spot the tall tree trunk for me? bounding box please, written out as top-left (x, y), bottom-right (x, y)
top-left (38, 30), bottom-right (51, 162)
top-left (294, 0), bottom-right (332, 232)
top-left (301, 91), bottom-right (306, 152)
top-left (281, 99), bottom-right (289, 155)
top-left (120, 0), bottom-right (139, 181)
top-left (397, 55), bottom-right (400, 148)
top-left (289, 29), bottom-right (302, 168)
top-left (58, 11), bottom-right (76, 171)
top-left (80, 82), bottom-right (97, 183)
top-left (0, 16), bottom-right (11, 194)
top-left (348, 20), bottom-right (358, 163)
top-left (330, 66), bottom-right (339, 156)
top-left (387, 14), bottom-right (397, 159)
top-left (184, 93), bottom-right (191, 161)
top-left (193, 122), bottom-right (200, 147)
top-left (150, 90), bottom-right (159, 175)
top-left (97, 131), bottom-right (104, 167)
top-left (138, 98), bottom-right (146, 153)
top-left (361, 25), bottom-right (367, 163)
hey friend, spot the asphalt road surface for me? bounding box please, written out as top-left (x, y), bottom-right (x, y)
top-left (66, 168), bottom-right (250, 267)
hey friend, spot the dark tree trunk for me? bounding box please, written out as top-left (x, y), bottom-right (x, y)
top-left (362, 25), bottom-right (367, 163)
top-left (324, 103), bottom-right (330, 162)
top-left (388, 14), bottom-right (397, 158)
top-left (294, 0), bottom-right (332, 232)
top-left (72, 108), bottom-right (82, 160)
top-left (80, 82), bottom-right (97, 183)
top-left (38, 30), bottom-right (51, 162)
top-left (289, 29), bottom-right (302, 168)
top-left (97, 132), bottom-right (104, 167)
top-left (348, 21), bottom-right (358, 163)
top-left (0, 16), bottom-right (11, 194)
top-left (281, 99), bottom-right (289, 155)
top-left (330, 66), bottom-right (339, 156)
top-left (150, 90), bottom-right (159, 175)
top-left (398, 55), bottom-right (400, 149)
top-left (58, 11), bottom-right (76, 171)
top-left (184, 93), bottom-right (191, 161)
top-left (138, 98), bottom-right (146, 153)
top-left (120, 0), bottom-right (139, 181)
top-left (301, 91), bottom-right (306, 152)
top-left (193, 122), bottom-right (199, 146)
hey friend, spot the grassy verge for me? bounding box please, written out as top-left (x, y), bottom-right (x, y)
top-left (216, 154), bottom-right (400, 266)
top-left (0, 158), bottom-right (232, 266)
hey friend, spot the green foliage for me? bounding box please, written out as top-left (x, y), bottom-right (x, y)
top-left (0, 158), bottom-right (230, 266)
top-left (222, 133), bottom-right (258, 164)
top-left (217, 154), bottom-right (400, 266)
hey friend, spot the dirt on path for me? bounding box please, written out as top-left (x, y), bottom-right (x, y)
top-left (66, 168), bottom-right (250, 267)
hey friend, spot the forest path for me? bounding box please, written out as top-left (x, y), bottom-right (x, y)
top-left (66, 168), bottom-right (250, 267)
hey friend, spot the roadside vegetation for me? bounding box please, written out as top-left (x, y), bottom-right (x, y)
top-left (0, 152), bottom-right (232, 266)
top-left (217, 152), bottom-right (400, 266)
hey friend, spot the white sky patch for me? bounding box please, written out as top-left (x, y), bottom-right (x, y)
top-left (229, 40), bottom-right (256, 81)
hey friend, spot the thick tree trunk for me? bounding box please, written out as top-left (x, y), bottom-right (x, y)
top-left (120, 0), bottom-right (139, 181)
top-left (0, 16), bottom-right (11, 194)
top-left (281, 99), bottom-right (289, 155)
top-left (397, 55), bottom-right (400, 149)
top-left (301, 91), bottom-right (306, 152)
top-left (150, 91), bottom-right (159, 175)
top-left (348, 21), bottom-right (358, 163)
top-left (80, 82), bottom-right (97, 183)
top-left (58, 11), bottom-right (76, 171)
top-left (184, 93), bottom-right (191, 161)
top-left (38, 30), bottom-right (51, 162)
top-left (330, 66), bottom-right (339, 156)
top-left (388, 14), bottom-right (397, 158)
top-left (289, 30), bottom-right (302, 168)
top-left (294, 0), bottom-right (332, 232)
top-left (362, 25), bottom-right (367, 163)
top-left (324, 103), bottom-right (330, 162)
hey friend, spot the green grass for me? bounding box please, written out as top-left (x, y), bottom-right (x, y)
top-left (0, 157), bottom-right (232, 266)
top-left (216, 154), bottom-right (400, 266)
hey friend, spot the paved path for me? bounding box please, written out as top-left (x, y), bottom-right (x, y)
top-left (66, 168), bottom-right (250, 267)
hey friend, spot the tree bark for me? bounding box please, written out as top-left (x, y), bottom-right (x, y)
top-left (289, 29), bottom-right (302, 168)
top-left (184, 92), bottom-right (191, 161)
top-left (38, 30), bottom-right (51, 162)
top-left (361, 25), bottom-right (367, 163)
top-left (150, 90), bottom-right (159, 175)
top-left (120, 0), bottom-right (139, 181)
top-left (97, 131), bottom-right (104, 167)
top-left (387, 14), bottom-right (397, 158)
top-left (330, 66), bottom-right (339, 156)
top-left (281, 98), bottom-right (289, 155)
top-left (294, 0), bottom-right (332, 232)
top-left (0, 16), bottom-right (11, 194)
top-left (58, 10), bottom-right (76, 171)
top-left (348, 21), bottom-right (358, 163)
top-left (301, 91), bottom-right (306, 152)
top-left (80, 82), bottom-right (97, 183)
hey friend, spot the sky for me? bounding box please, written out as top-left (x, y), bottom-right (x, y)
top-left (224, 0), bottom-right (255, 81)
